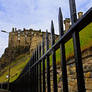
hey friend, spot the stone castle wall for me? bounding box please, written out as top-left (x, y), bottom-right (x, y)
top-left (9, 28), bottom-right (59, 54)
top-left (9, 28), bottom-right (40, 48)
top-left (64, 12), bottom-right (83, 32)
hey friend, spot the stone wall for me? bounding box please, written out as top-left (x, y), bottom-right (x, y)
top-left (43, 47), bottom-right (92, 92)
top-left (30, 32), bottom-right (59, 53)
top-left (9, 27), bottom-right (59, 54)
top-left (9, 28), bottom-right (42, 48)
top-left (64, 12), bottom-right (83, 32)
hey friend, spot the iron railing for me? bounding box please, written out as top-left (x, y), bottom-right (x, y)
top-left (0, 0), bottom-right (92, 92)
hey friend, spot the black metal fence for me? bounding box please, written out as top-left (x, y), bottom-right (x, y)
top-left (0, 0), bottom-right (92, 92)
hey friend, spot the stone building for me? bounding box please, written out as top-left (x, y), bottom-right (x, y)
top-left (9, 11), bottom-right (83, 54)
top-left (9, 28), bottom-right (36, 48)
top-left (78, 12), bottom-right (83, 19)
top-left (64, 18), bottom-right (71, 32)
top-left (64, 12), bottom-right (83, 32)
top-left (9, 28), bottom-right (59, 54)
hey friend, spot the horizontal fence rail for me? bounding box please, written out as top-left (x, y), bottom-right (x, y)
top-left (0, 0), bottom-right (92, 92)
top-left (8, 7), bottom-right (92, 92)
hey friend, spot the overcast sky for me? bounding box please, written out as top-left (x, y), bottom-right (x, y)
top-left (0, 0), bottom-right (92, 57)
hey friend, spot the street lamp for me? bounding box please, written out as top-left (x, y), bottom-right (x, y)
top-left (1, 30), bottom-right (9, 33)
top-left (1, 30), bottom-right (10, 91)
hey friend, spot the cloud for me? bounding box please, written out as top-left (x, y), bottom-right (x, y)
top-left (0, 32), bottom-right (8, 57)
top-left (0, 0), bottom-right (92, 57)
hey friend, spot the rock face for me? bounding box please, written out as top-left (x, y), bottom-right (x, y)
top-left (44, 47), bottom-right (92, 92)
top-left (0, 46), bottom-right (30, 70)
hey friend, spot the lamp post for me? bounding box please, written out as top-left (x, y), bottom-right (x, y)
top-left (1, 30), bottom-right (11, 91)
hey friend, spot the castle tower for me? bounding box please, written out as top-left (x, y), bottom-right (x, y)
top-left (78, 12), bottom-right (83, 19)
top-left (9, 28), bottom-right (15, 47)
top-left (64, 18), bottom-right (70, 32)
top-left (15, 28), bottom-right (17, 32)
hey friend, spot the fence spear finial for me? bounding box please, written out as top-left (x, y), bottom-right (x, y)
top-left (69, 0), bottom-right (77, 24)
top-left (51, 20), bottom-right (55, 45)
top-left (58, 7), bottom-right (64, 37)
top-left (51, 20), bottom-right (55, 35)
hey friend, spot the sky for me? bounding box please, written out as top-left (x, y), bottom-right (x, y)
top-left (0, 0), bottom-right (92, 57)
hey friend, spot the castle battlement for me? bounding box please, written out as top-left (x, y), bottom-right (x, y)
top-left (9, 28), bottom-right (43, 47)
top-left (9, 28), bottom-right (59, 54)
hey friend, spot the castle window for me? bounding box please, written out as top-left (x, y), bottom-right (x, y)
top-left (18, 37), bottom-right (20, 40)
top-left (32, 32), bottom-right (34, 35)
top-left (26, 31), bottom-right (28, 35)
top-left (25, 35), bottom-right (27, 38)
top-left (18, 30), bottom-right (20, 33)
top-left (23, 32), bottom-right (24, 35)
top-left (18, 34), bottom-right (20, 37)
top-left (34, 33), bottom-right (36, 36)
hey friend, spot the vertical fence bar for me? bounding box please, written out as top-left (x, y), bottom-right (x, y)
top-left (58, 8), bottom-right (68, 92)
top-left (33, 53), bottom-right (35, 92)
top-left (42, 34), bottom-right (46, 92)
top-left (39, 44), bottom-right (42, 92)
top-left (36, 48), bottom-right (38, 92)
top-left (46, 30), bottom-right (51, 92)
top-left (30, 56), bottom-right (34, 92)
top-left (51, 21), bottom-right (57, 92)
top-left (37, 46), bottom-right (39, 92)
top-left (69, 0), bottom-right (85, 92)
top-left (35, 50), bottom-right (37, 92)
top-left (30, 56), bottom-right (33, 92)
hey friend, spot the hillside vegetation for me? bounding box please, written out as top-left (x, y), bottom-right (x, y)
top-left (0, 22), bottom-right (92, 83)
top-left (0, 53), bottom-right (30, 83)
top-left (49, 22), bottom-right (92, 66)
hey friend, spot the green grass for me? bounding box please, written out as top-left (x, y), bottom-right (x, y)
top-left (46, 22), bottom-right (92, 66)
top-left (0, 53), bottom-right (30, 83)
top-left (0, 22), bottom-right (92, 83)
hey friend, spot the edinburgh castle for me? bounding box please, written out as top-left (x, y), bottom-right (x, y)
top-left (9, 28), bottom-right (59, 54)
top-left (8, 12), bottom-right (83, 53)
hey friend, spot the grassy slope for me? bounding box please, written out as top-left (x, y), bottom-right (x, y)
top-left (49, 22), bottom-right (92, 66)
top-left (0, 22), bottom-right (92, 83)
top-left (0, 53), bottom-right (30, 83)
top-left (57, 22), bottom-right (92, 62)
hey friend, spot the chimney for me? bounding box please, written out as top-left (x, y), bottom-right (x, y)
top-left (78, 12), bottom-right (83, 19)
top-left (12, 27), bottom-right (14, 32)
top-left (64, 18), bottom-right (70, 32)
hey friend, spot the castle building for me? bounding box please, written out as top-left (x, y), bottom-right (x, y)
top-left (64, 18), bottom-right (71, 32)
top-left (78, 12), bottom-right (83, 19)
top-left (64, 12), bottom-right (83, 32)
top-left (8, 11), bottom-right (83, 54)
top-left (9, 28), bottom-right (59, 54)
top-left (9, 28), bottom-right (33, 48)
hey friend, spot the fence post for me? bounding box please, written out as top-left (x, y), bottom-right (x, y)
top-left (30, 56), bottom-right (33, 92)
top-left (34, 50), bottom-right (37, 92)
top-left (42, 34), bottom-right (46, 92)
top-left (39, 44), bottom-right (42, 92)
top-left (32, 54), bottom-right (35, 92)
top-left (36, 46), bottom-right (39, 92)
top-left (33, 53), bottom-right (35, 92)
top-left (46, 30), bottom-right (51, 92)
top-left (69, 0), bottom-right (86, 92)
top-left (58, 8), bottom-right (68, 92)
top-left (51, 21), bottom-right (57, 92)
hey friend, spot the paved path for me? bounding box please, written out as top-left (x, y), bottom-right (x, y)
top-left (0, 89), bottom-right (9, 92)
